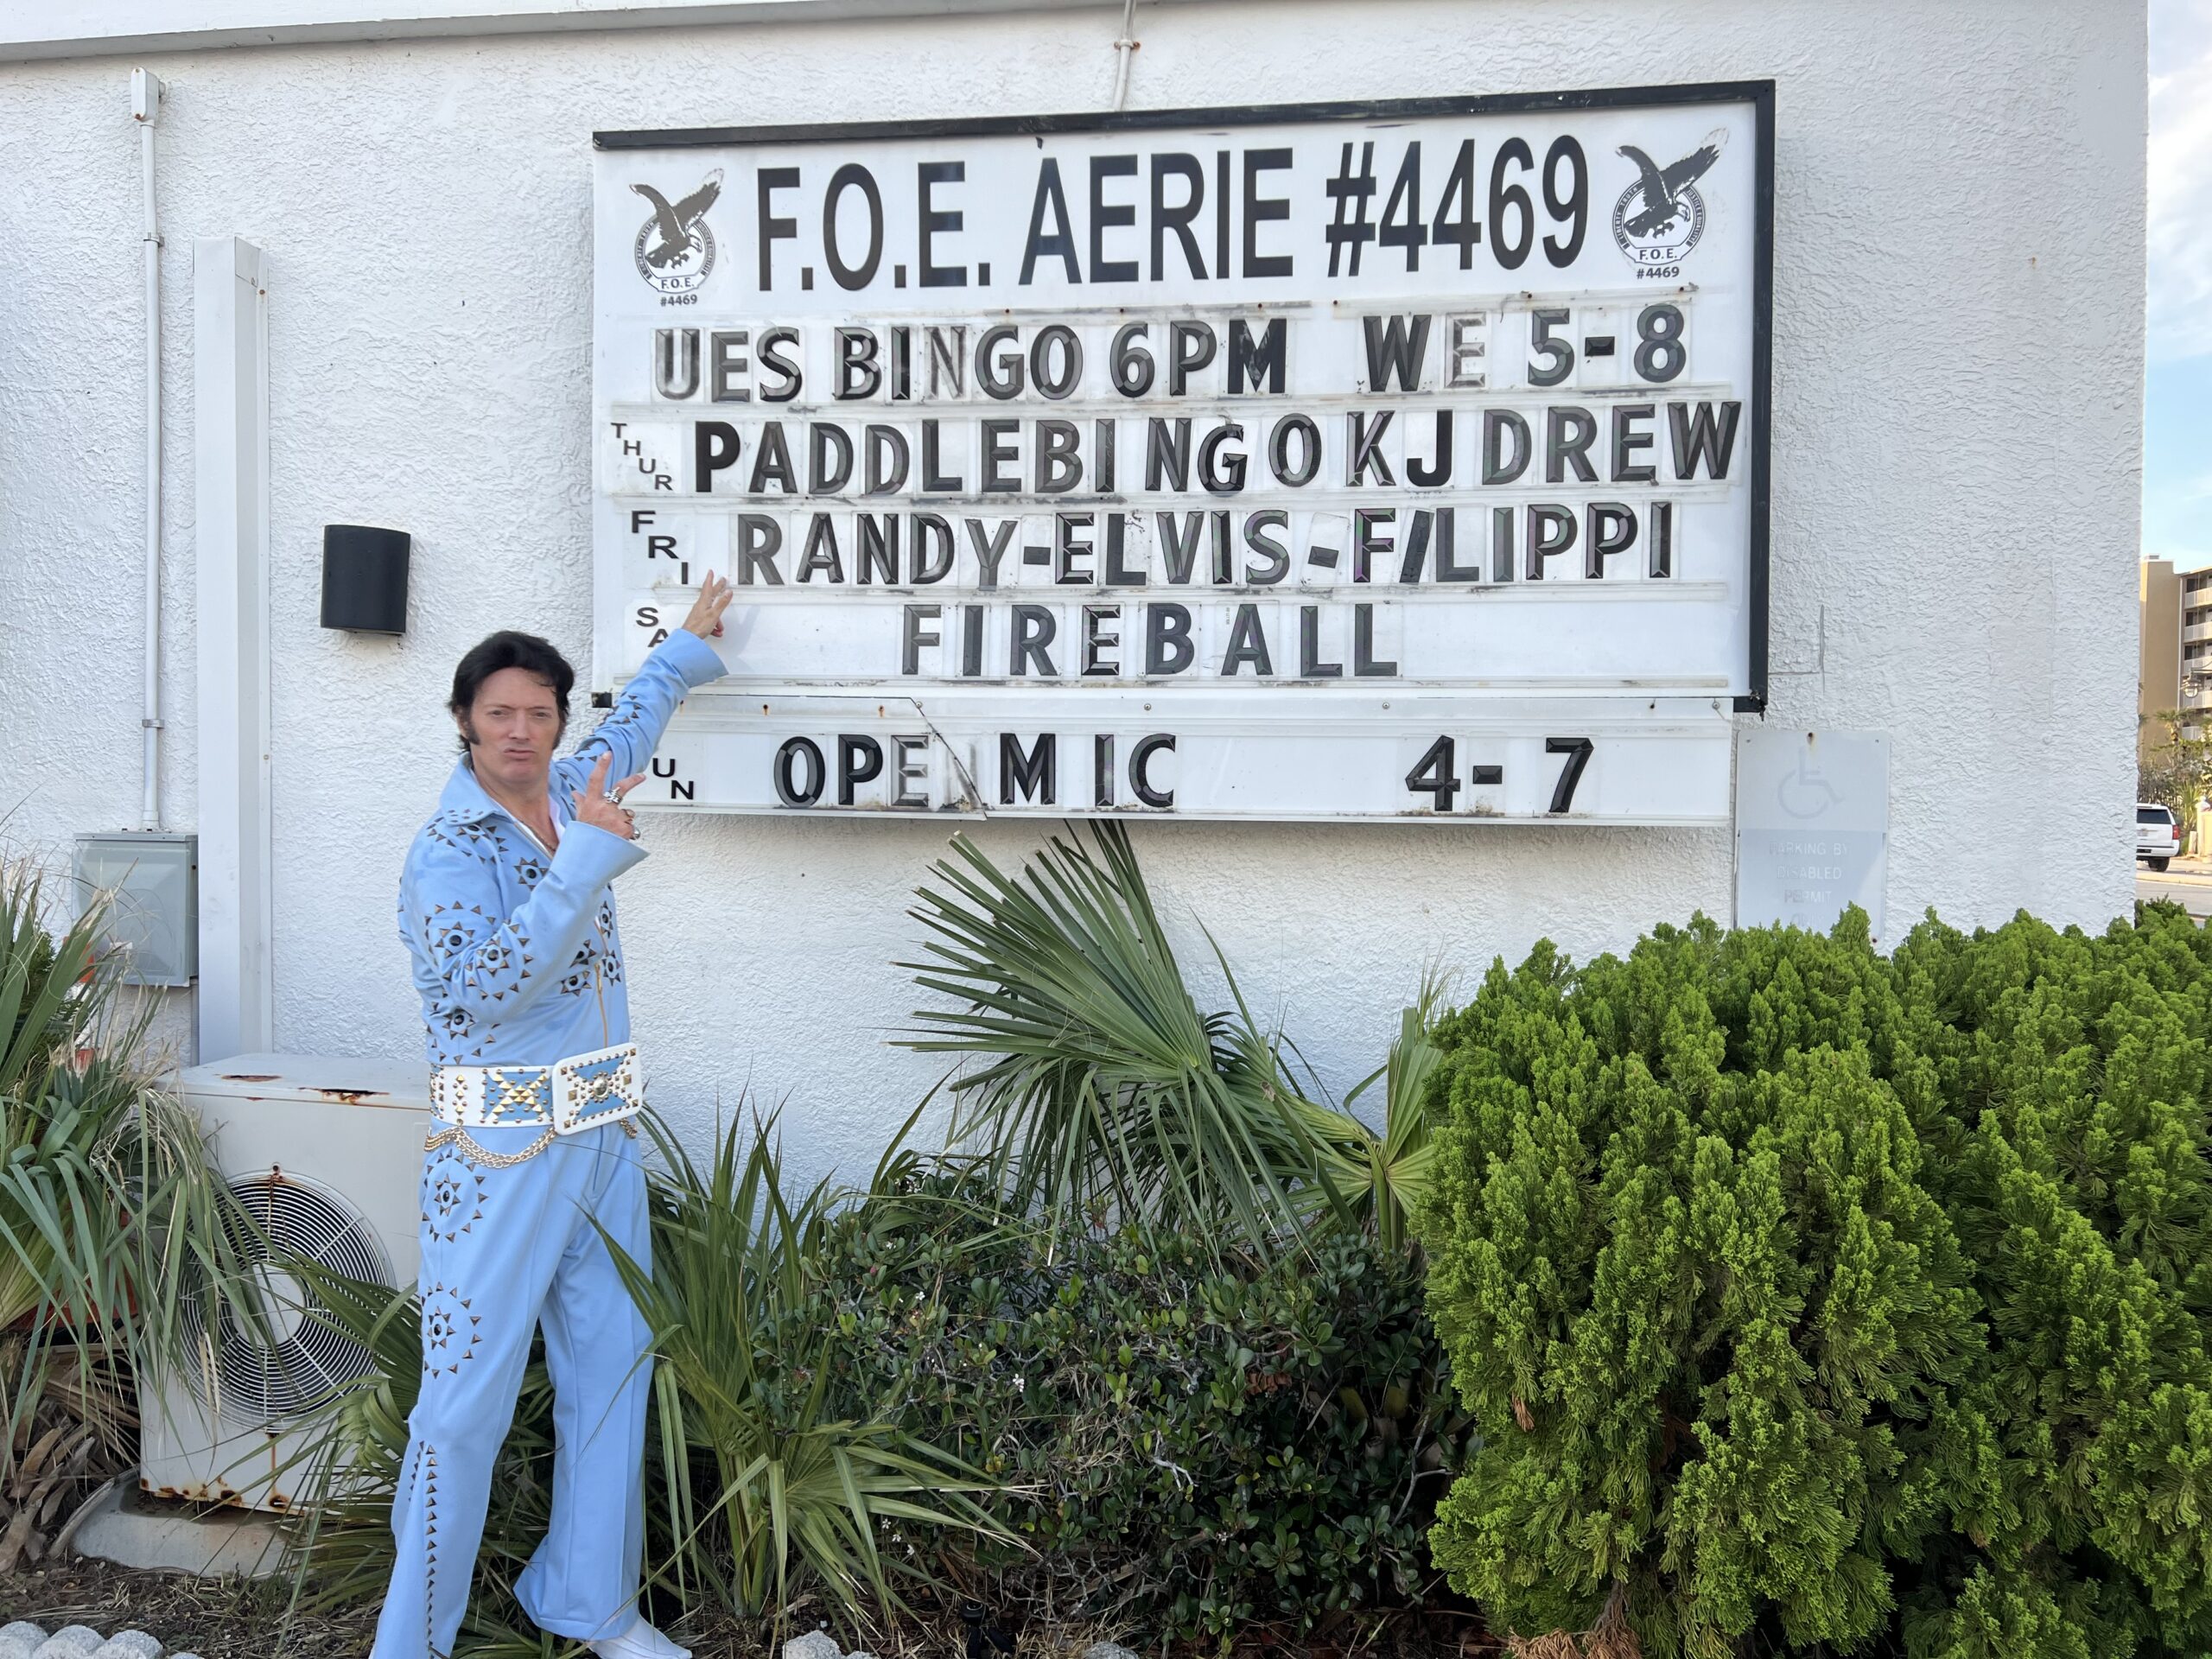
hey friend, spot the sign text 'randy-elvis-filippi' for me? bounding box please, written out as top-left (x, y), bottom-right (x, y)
top-left (591, 88), bottom-right (1771, 821)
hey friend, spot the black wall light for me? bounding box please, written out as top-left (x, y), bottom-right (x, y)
top-left (321, 524), bottom-right (411, 634)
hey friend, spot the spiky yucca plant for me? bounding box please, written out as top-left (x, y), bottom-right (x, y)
top-left (0, 868), bottom-right (257, 1570)
top-left (604, 1112), bottom-right (1010, 1635)
top-left (900, 823), bottom-right (1441, 1248)
top-left (288, 1110), bottom-right (1010, 1649)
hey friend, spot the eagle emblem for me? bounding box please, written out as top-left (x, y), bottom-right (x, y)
top-left (630, 169), bottom-right (721, 296)
top-left (1611, 131), bottom-right (1725, 269)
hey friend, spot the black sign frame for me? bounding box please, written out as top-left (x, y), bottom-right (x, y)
top-left (597, 79), bottom-right (1776, 712)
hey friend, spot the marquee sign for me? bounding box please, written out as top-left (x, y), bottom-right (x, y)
top-left (591, 83), bottom-right (1771, 821)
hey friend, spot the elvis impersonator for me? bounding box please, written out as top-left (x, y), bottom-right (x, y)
top-left (372, 572), bottom-right (734, 1659)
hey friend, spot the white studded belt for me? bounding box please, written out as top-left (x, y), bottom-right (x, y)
top-left (426, 1041), bottom-right (644, 1164)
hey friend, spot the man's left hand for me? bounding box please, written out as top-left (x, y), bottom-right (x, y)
top-left (680, 570), bottom-right (734, 640)
top-left (574, 754), bottom-right (645, 841)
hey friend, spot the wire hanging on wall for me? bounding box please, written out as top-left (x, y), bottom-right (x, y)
top-left (1109, 0), bottom-right (1139, 111)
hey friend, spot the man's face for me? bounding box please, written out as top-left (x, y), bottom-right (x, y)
top-left (461, 667), bottom-right (562, 794)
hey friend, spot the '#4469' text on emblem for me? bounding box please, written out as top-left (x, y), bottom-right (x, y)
top-left (1611, 130), bottom-right (1724, 276)
top-left (632, 169), bottom-right (721, 299)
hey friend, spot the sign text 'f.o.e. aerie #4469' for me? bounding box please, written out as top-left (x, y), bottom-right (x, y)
top-left (590, 86), bottom-right (1772, 823)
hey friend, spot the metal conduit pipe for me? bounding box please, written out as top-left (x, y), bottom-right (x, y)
top-left (1109, 0), bottom-right (1136, 111)
top-left (134, 67), bottom-right (164, 830)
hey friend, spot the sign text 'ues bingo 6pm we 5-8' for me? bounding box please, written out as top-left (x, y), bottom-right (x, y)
top-left (590, 85), bottom-right (1772, 822)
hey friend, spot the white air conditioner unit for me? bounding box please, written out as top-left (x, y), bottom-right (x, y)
top-left (142, 1052), bottom-right (429, 1513)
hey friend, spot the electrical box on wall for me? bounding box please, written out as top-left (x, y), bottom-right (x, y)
top-left (74, 831), bottom-right (199, 986)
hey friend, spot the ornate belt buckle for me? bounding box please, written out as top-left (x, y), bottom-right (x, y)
top-left (551, 1042), bottom-right (643, 1135)
top-left (486, 1065), bottom-right (555, 1126)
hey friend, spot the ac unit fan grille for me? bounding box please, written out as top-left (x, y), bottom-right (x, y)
top-left (184, 1171), bottom-right (393, 1423)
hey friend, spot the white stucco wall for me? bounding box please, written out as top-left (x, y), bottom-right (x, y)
top-left (0, 0), bottom-right (2146, 1188)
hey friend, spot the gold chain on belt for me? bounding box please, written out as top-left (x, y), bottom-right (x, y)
top-left (424, 1116), bottom-right (636, 1168)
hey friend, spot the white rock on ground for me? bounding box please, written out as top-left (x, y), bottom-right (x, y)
top-left (780, 1633), bottom-right (842, 1659)
top-left (1083, 1643), bottom-right (1142, 1659)
top-left (1, 1630), bottom-right (177, 1659)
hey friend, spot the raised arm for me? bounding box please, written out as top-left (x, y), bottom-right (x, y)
top-left (402, 800), bottom-right (645, 1023)
top-left (551, 574), bottom-right (732, 795)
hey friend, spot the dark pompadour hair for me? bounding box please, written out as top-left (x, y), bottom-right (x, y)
top-left (449, 631), bottom-right (576, 752)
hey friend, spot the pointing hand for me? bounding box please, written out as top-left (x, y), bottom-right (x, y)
top-left (680, 570), bottom-right (734, 640)
top-left (574, 753), bottom-right (646, 841)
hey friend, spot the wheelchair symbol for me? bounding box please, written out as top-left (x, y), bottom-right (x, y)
top-left (1777, 749), bottom-right (1843, 820)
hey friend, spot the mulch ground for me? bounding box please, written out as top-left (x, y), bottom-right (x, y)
top-left (4, 1558), bottom-right (1494, 1658)
top-left (2, 1556), bottom-right (375, 1655)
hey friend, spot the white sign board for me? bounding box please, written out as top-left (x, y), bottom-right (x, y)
top-left (1735, 728), bottom-right (1890, 942)
top-left (591, 86), bottom-right (1771, 820)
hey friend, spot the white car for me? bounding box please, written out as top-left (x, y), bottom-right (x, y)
top-left (2138, 802), bottom-right (2182, 871)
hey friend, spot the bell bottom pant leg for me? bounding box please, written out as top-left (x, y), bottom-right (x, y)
top-left (513, 1129), bottom-right (653, 1640)
top-left (370, 1125), bottom-right (652, 1659)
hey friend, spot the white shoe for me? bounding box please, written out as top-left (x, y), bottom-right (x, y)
top-left (587, 1615), bottom-right (691, 1659)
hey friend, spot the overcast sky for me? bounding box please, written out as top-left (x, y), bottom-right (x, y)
top-left (2151, 0), bottom-right (2211, 565)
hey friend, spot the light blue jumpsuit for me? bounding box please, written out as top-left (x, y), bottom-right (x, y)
top-left (373, 630), bottom-right (726, 1658)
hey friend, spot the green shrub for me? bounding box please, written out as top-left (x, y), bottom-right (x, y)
top-left (611, 1115), bottom-right (1004, 1628)
top-left (810, 1168), bottom-right (1472, 1641)
top-left (1416, 904), bottom-right (2212, 1659)
top-left (295, 1154), bottom-right (1468, 1650)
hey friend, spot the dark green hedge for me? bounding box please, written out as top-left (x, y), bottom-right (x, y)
top-left (1417, 903), bottom-right (2212, 1659)
top-left (803, 1179), bottom-right (1472, 1639)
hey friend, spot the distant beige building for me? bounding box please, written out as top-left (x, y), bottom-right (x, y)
top-left (2185, 572), bottom-right (2212, 709)
top-left (2141, 560), bottom-right (2212, 756)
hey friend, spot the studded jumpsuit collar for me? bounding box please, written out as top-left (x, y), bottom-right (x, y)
top-left (396, 629), bottom-right (727, 1069)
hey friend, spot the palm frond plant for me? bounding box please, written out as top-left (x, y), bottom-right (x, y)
top-left (1325, 969), bottom-right (1451, 1255)
top-left (899, 826), bottom-right (1340, 1250)
top-left (0, 868), bottom-right (105, 1344)
top-left (899, 823), bottom-right (1445, 1250)
top-left (280, 1259), bottom-right (569, 1654)
top-left (605, 1110), bottom-right (1013, 1638)
top-left (0, 867), bottom-right (262, 1571)
top-left (286, 1108), bottom-right (1013, 1647)
top-left (276, 1262), bottom-right (421, 1608)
